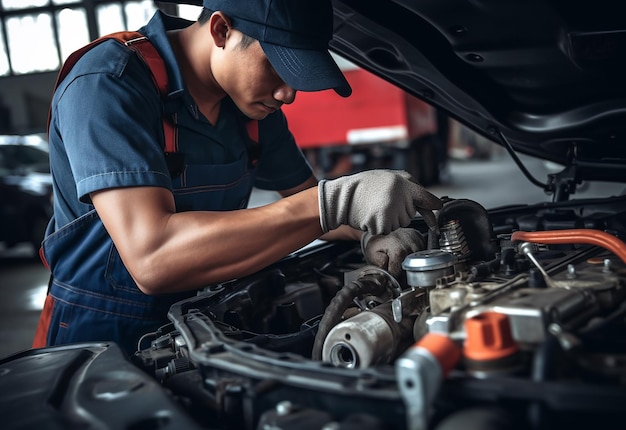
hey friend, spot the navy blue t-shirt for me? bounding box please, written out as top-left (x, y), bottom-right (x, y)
top-left (48, 10), bottom-right (313, 230)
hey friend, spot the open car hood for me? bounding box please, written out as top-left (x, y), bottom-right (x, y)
top-left (329, 0), bottom-right (626, 183)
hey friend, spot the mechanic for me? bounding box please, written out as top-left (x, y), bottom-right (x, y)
top-left (32, 0), bottom-right (443, 357)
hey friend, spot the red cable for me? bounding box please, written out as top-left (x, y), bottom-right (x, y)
top-left (511, 229), bottom-right (626, 264)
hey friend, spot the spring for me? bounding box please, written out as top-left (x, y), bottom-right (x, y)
top-left (439, 219), bottom-right (471, 258)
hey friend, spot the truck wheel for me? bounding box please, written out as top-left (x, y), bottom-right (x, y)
top-left (406, 134), bottom-right (441, 186)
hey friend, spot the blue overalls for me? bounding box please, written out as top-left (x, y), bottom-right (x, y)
top-left (33, 11), bottom-right (313, 357)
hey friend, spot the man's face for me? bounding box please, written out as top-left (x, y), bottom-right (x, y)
top-left (216, 30), bottom-right (296, 119)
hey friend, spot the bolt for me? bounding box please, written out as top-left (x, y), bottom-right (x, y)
top-left (466, 53), bottom-right (483, 62)
top-left (275, 400), bottom-right (294, 416)
top-left (548, 323), bottom-right (561, 335)
top-left (449, 25), bottom-right (467, 35)
top-left (566, 264), bottom-right (576, 278)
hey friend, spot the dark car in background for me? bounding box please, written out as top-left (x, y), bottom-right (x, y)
top-left (2, 1), bottom-right (626, 430)
top-left (0, 134), bottom-right (52, 254)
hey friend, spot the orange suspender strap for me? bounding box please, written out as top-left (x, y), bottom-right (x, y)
top-left (47, 31), bottom-right (259, 169)
top-left (47, 31), bottom-right (177, 154)
top-left (120, 32), bottom-right (178, 154)
top-left (32, 294), bottom-right (55, 348)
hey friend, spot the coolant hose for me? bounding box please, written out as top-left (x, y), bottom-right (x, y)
top-left (511, 229), bottom-right (626, 264)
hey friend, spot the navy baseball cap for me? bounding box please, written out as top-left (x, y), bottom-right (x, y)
top-left (203, 0), bottom-right (352, 97)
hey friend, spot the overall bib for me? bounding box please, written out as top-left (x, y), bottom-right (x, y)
top-left (33, 31), bottom-right (261, 357)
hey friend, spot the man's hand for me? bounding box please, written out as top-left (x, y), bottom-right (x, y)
top-left (318, 169), bottom-right (442, 235)
top-left (361, 228), bottom-right (426, 278)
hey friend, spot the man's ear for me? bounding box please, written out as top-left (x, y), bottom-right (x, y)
top-left (208, 11), bottom-right (231, 49)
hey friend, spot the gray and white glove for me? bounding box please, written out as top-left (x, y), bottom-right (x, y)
top-left (361, 228), bottom-right (426, 278)
top-left (318, 169), bottom-right (442, 235)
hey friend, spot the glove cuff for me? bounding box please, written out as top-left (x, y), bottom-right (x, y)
top-left (360, 231), bottom-right (373, 256)
top-left (318, 179), bottom-right (330, 233)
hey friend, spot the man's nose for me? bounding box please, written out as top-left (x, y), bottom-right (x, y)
top-left (273, 84), bottom-right (296, 104)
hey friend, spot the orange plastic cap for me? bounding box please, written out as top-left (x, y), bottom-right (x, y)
top-left (464, 312), bottom-right (518, 361)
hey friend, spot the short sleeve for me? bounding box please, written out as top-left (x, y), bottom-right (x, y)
top-left (52, 42), bottom-right (172, 204)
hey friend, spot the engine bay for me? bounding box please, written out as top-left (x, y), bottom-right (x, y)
top-left (131, 195), bottom-right (626, 430)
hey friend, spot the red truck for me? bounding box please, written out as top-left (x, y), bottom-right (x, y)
top-left (281, 64), bottom-right (448, 185)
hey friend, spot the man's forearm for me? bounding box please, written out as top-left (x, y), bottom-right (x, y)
top-left (93, 186), bottom-right (324, 294)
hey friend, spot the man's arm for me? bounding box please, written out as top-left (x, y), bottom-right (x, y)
top-left (278, 175), bottom-right (362, 242)
top-left (91, 184), bottom-right (324, 295)
top-left (92, 170), bottom-right (441, 295)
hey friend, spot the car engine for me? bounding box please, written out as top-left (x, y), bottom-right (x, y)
top-left (128, 195), bottom-right (626, 430)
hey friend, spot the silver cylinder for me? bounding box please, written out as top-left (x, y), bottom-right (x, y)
top-left (402, 249), bottom-right (457, 288)
top-left (322, 311), bottom-right (395, 368)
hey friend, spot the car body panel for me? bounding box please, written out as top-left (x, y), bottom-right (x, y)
top-left (329, 0), bottom-right (626, 182)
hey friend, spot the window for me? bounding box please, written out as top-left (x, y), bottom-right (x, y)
top-left (0, 0), bottom-right (159, 76)
top-left (7, 13), bottom-right (59, 74)
top-left (56, 7), bottom-right (88, 63)
top-left (177, 4), bottom-right (201, 21)
top-left (0, 21), bottom-right (8, 76)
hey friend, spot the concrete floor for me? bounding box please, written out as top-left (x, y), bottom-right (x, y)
top-left (1, 153), bottom-right (623, 360)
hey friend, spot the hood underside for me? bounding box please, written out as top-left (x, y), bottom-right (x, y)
top-left (329, 0), bottom-right (626, 182)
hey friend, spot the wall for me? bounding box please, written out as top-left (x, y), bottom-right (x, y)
top-left (0, 3), bottom-right (181, 137)
top-left (0, 71), bottom-right (58, 135)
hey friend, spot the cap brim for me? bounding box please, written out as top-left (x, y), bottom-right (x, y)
top-left (260, 42), bottom-right (352, 97)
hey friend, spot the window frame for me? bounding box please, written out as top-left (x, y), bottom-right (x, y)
top-left (0, 0), bottom-right (168, 77)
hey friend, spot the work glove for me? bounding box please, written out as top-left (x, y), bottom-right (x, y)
top-left (318, 169), bottom-right (442, 236)
top-left (361, 229), bottom-right (426, 278)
